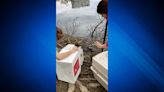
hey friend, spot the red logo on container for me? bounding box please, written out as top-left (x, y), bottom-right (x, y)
top-left (74, 59), bottom-right (80, 76)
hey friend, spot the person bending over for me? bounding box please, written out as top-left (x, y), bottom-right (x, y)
top-left (56, 27), bottom-right (79, 60)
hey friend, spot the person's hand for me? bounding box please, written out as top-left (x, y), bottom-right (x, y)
top-left (70, 46), bottom-right (78, 53)
top-left (95, 41), bottom-right (103, 48)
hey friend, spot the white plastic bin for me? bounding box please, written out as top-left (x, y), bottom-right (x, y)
top-left (91, 66), bottom-right (108, 90)
top-left (91, 51), bottom-right (108, 90)
top-left (56, 44), bottom-right (84, 84)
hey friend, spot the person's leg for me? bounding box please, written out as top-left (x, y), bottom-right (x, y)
top-left (77, 80), bottom-right (89, 92)
top-left (67, 83), bottom-right (75, 92)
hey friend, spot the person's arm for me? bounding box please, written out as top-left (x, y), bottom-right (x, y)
top-left (56, 46), bottom-right (78, 60)
top-left (101, 43), bottom-right (108, 48)
top-left (95, 41), bottom-right (108, 49)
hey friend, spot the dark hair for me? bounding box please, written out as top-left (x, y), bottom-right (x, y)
top-left (97, 0), bottom-right (108, 14)
top-left (56, 27), bottom-right (63, 40)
